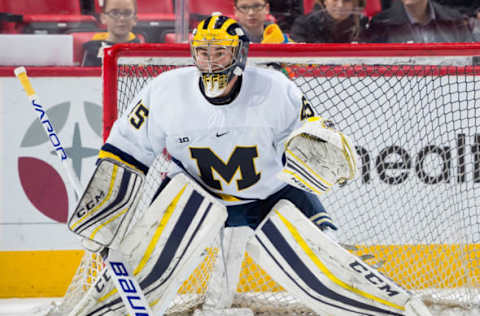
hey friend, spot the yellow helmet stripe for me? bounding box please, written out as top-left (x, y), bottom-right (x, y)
top-left (220, 17), bottom-right (237, 33)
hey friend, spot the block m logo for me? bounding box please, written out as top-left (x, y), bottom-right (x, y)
top-left (190, 146), bottom-right (261, 191)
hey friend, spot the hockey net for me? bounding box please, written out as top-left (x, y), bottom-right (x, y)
top-left (59, 43), bottom-right (480, 315)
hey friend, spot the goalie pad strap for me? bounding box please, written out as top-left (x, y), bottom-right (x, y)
top-left (250, 199), bottom-right (411, 316)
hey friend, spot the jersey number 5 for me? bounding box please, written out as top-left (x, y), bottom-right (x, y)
top-left (300, 96), bottom-right (315, 120)
top-left (129, 100), bottom-right (149, 129)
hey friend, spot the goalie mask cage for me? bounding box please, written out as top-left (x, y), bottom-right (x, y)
top-left (62, 43), bottom-right (480, 315)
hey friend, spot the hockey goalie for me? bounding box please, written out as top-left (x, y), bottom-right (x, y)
top-left (56, 13), bottom-right (433, 316)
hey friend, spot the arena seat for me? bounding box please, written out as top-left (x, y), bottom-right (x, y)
top-left (3, 0), bottom-right (96, 33)
top-left (188, 0), bottom-right (235, 17)
top-left (162, 32), bottom-right (193, 43)
top-left (71, 32), bottom-right (98, 65)
top-left (188, 0), bottom-right (232, 27)
top-left (138, 0), bottom-right (174, 15)
top-left (303, 0), bottom-right (315, 14)
top-left (364, 0), bottom-right (382, 17)
top-left (163, 32), bottom-right (176, 43)
top-left (0, 0), bottom-right (21, 34)
top-left (6, 0), bottom-right (83, 15)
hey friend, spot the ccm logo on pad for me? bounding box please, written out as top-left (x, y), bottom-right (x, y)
top-left (349, 260), bottom-right (400, 297)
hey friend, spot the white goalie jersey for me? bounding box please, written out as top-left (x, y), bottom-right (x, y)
top-left (102, 66), bottom-right (315, 205)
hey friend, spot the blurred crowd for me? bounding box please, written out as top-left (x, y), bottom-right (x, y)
top-left (1, 0), bottom-right (480, 66)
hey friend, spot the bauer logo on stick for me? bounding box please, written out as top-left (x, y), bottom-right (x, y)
top-left (109, 261), bottom-right (151, 315)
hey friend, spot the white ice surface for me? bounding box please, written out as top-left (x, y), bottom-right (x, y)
top-left (0, 298), bottom-right (61, 316)
top-left (1, 298), bottom-right (480, 316)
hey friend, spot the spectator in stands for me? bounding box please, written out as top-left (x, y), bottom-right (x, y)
top-left (268, 0), bottom-right (304, 33)
top-left (381, 0), bottom-right (392, 10)
top-left (234, 0), bottom-right (292, 43)
top-left (82, 0), bottom-right (140, 66)
top-left (363, 0), bottom-right (474, 43)
top-left (470, 8), bottom-right (480, 41)
top-left (289, 0), bottom-right (367, 43)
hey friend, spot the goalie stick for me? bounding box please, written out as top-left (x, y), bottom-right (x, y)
top-left (15, 67), bottom-right (82, 200)
top-left (14, 67), bottom-right (154, 316)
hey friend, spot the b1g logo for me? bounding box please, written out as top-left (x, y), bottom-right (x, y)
top-left (18, 101), bottom-right (101, 223)
top-left (357, 134), bottom-right (480, 185)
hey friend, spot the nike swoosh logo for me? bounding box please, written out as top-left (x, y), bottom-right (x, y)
top-left (216, 132), bottom-right (229, 137)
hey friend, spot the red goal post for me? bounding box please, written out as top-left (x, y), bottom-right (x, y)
top-left (96, 43), bottom-right (480, 315)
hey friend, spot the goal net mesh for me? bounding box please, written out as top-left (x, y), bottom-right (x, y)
top-left (58, 44), bottom-right (480, 315)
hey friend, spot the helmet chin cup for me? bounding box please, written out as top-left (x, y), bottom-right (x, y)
top-left (204, 85), bottom-right (227, 98)
top-left (201, 71), bottom-right (230, 98)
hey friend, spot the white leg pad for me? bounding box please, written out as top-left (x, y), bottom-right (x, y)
top-left (69, 173), bottom-right (227, 316)
top-left (202, 226), bottom-right (254, 310)
top-left (248, 199), bottom-right (431, 316)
